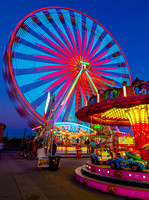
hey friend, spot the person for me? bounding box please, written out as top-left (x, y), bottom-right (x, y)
top-left (61, 138), bottom-right (64, 146)
top-left (52, 141), bottom-right (57, 156)
top-left (86, 138), bottom-right (91, 153)
top-left (32, 140), bottom-right (36, 157)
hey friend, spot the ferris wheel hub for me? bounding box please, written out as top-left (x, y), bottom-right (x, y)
top-left (77, 61), bottom-right (91, 71)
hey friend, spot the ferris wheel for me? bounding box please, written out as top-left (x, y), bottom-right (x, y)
top-left (4, 7), bottom-right (131, 126)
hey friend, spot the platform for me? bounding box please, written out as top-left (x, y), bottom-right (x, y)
top-left (74, 162), bottom-right (149, 199)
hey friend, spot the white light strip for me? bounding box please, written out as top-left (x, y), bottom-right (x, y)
top-left (45, 91), bottom-right (50, 114)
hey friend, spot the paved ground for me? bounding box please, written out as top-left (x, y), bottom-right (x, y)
top-left (0, 150), bottom-right (127, 200)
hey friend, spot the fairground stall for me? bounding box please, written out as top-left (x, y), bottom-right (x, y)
top-left (32, 122), bottom-right (93, 154)
top-left (75, 78), bottom-right (149, 199)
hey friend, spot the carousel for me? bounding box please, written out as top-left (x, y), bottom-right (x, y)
top-left (74, 78), bottom-right (149, 199)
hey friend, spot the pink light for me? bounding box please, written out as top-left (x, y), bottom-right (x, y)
top-left (45, 72), bottom-right (75, 91)
top-left (88, 71), bottom-right (116, 86)
top-left (83, 30), bottom-right (87, 60)
top-left (77, 26), bottom-right (82, 60)
top-left (87, 41), bottom-right (102, 61)
top-left (74, 168), bottom-right (149, 199)
top-left (85, 35), bottom-right (95, 60)
top-left (91, 58), bottom-right (114, 66)
top-left (80, 74), bottom-right (87, 103)
top-left (54, 73), bottom-right (77, 110)
top-left (56, 26), bottom-right (79, 61)
top-left (83, 73), bottom-right (92, 97)
top-left (90, 50), bottom-right (108, 64)
top-left (41, 34), bottom-right (77, 63)
top-left (84, 71), bottom-right (97, 95)
top-left (34, 65), bottom-right (75, 70)
top-left (92, 69), bottom-right (118, 77)
top-left (54, 69), bottom-right (83, 123)
top-left (36, 43), bottom-right (76, 64)
top-left (34, 54), bottom-right (75, 65)
top-left (37, 69), bottom-right (74, 80)
top-left (32, 125), bottom-right (41, 130)
top-left (67, 27), bottom-right (80, 61)
top-left (75, 76), bottom-right (81, 112)
top-left (91, 66), bottom-right (117, 70)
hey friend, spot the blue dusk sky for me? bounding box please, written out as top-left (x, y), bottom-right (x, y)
top-left (0, 0), bottom-right (148, 138)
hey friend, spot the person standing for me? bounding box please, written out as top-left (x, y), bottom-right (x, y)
top-left (52, 141), bottom-right (57, 155)
top-left (86, 138), bottom-right (91, 153)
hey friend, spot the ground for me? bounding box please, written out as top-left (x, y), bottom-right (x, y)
top-left (0, 150), bottom-right (127, 200)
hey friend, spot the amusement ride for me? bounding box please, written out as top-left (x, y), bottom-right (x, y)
top-left (4, 6), bottom-right (149, 199)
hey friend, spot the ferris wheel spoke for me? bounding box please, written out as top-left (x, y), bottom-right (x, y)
top-left (67, 27), bottom-right (80, 61)
top-left (22, 19), bottom-right (61, 51)
top-left (85, 71), bottom-right (98, 94)
top-left (54, 72), bottom-right (78, 111)
top-left (92, 76), bottom-right (109, 90)
top-left (82, 30), bottom-right (87, 60)
top-left (91, 58), bottom-right (114, 66)
top-left (85, 35), bottom-right (95, 60)
top-left (35, 43), bottom-right (77, 65)
top-left (14, 38), bottom-right (56, 59)
top-left (20, 70), bottom-right (74, 94)
top-left (75, 77), bottom-right (81, 112)
top-left (55, 71), bottom-right (78, 101)
top-left (33, 54), bottom-right (75, 65)
top-left (87, 41), bottom-right (102, 61)
top-left (88, 71), bottom-right (116, 87)
top-left (92, 66), bottom-right (117, 71)
top-left (37, 69), bottom-right (74, 81)
top-left (94, 34), bottom-right (113, 56)
top-left (83, 73), bottom-right (92, 97)
top-left (86, 73), bottom-right (108, 90)
top-left (61, 9), bottom-right (81, 59)
top-left (92, 69), bottom-right (119, 77)
top-left (76, 26), bottom-right (83, 60)
top-left (44, 71), bottom-right (76, 92)
top-left (80, 82), bottom-right (87, 104)
top-left (57, 10), bottom-right (80, 61)
top-left (45, 30), bottom-right (78, 63)
top-left (56, 26), bottom-right (79, 61)
top-left (54, 69), bottom-right (83, 123)
top-left (34, 65), bottom-right (75, 71)
top-left (81, 73), bottom-right (88, 101)
top-left (64, 90), bottom-right (76, 121)
top-left (55, 86), bottom-right (74, 118)
top-left (89, 50), bottom-right (108, 64)
top-left (33, 11), bottom-right (75, 59)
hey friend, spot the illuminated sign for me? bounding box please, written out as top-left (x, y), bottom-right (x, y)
top-left (134, 83), bottom-right (149, 95)
top-left (94, 125), bottom-right (103, 129)
top-left (104, 88), bottom-right (119, 100)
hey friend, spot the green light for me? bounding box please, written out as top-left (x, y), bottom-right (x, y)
top-left (85, 71), bottom-right (98, 93)
top-left (80, 61), bottom-right (90, 65)
top-left (94, 125), bottom-right (103, 129)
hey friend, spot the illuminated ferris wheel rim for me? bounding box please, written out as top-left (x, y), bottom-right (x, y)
top-left (6, 6), bottom-right (131, 125)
